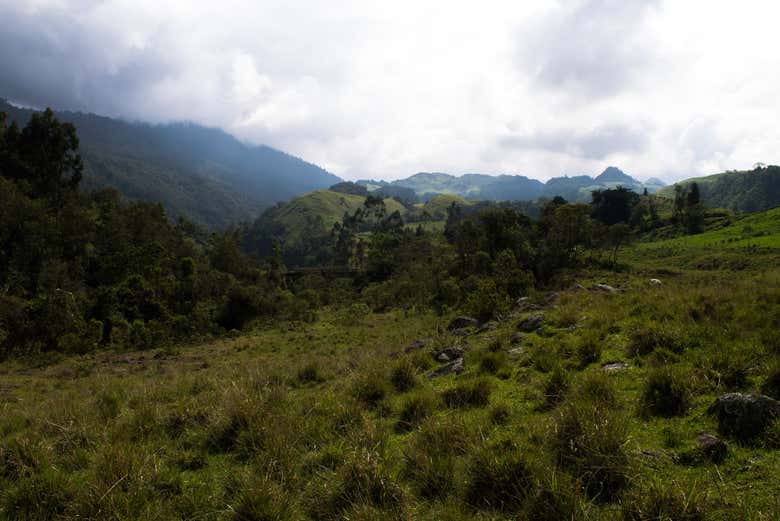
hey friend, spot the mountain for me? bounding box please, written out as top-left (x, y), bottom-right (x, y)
top-left (362, 167), bottom-right (657, 203)
top-left (657, 165), bottom-right (780, 213)
top-left (0, 100), bottom-right (341, 229)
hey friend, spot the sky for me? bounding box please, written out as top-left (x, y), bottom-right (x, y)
top-left (1, 0), bottom-right (779, 182)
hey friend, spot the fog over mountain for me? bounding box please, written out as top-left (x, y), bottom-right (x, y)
top-left (2, 1), bottom-right (779, 182)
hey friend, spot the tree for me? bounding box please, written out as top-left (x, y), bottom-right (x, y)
top-left (0, 108), bottom-right (83, 202)
top-left (591, 187), bottom-right (640, 225)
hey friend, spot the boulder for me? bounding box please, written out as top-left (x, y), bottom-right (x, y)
top-left (447, 316), bottom-right (479, 331)
top-left (517, 312), bottom-right (544, 332)
top-left (434, 346), bottom-right (465, 363)
top-left (601, 361), bottom-right (629, 372)
top-left (707, 393), bottom-right (780, 441)
top-left (696, 433), bottom-right (728, 463)
top-left (427, 357), bottom-right (464, 379)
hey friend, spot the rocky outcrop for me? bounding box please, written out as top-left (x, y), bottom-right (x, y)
top-left (707, 393), bottom-right (780, 441)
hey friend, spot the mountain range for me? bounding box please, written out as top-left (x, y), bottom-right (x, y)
top-left (0, 100), bottom-right (341, 229)
top-left (357, 166), bottom-right (666, 203)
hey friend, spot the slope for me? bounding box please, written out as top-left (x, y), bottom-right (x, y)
top-left (0, 100), bottom-right (341, 229)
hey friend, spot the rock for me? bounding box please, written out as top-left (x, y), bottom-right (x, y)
top-left (601, 361), bottom-right (629, 372)
top-left (507, 347), bottom-right (525, 358)
top-left (434, 346), bottom-right (465, 362)
top-left (649, 278), bottom-right (662, 286)
top-left (517, 312), bottom-right (544, 332)
top-left (510, 332), bottom-right (524, 345)
top-left (573, 283), bottom-right (587, 291)
top-left (592, 283), bottom-right (618, 293)
top-left (476, 321), bottom-right (498, 334)
top-left (447, 316), bottom-right (479, 331)
top-left (515, 297), bottom-right (530, 310)
top-left (427, 357), bottom-right (464, 379)
top-left (404, 339), bottom-right (429, 353)
top-left (696, 433), bottom-right (728, 463)
top-left (450, 328), bottom-right (471, 336)
top-left (707, 393), bottom-right (780, 441)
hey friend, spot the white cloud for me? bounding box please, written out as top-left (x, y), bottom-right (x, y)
top-left (0, 0), bottom-right (778, 181)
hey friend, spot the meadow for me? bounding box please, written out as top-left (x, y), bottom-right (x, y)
top-left (1, 234), bottom-right (779, 520)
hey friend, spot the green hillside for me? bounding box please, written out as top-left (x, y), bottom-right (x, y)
top-left (657, 165), bottom-right (780, 213)
top-left (639, 206), bottom-right (780, 251)
top-left (0, 100), bottom-right (341, 229)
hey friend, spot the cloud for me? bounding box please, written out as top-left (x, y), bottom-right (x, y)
top-left (0, 0), bottom-right (779, 182)
top-left (499, 124), bottom-right (648, 160)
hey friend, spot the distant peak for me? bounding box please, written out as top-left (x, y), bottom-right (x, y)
top-left (644, 177), bottom-right (667, 186)
top-left (595, 166), bottom-right (635, 183)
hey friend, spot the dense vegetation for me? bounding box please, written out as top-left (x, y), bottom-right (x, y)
top-left (1, 109), bottom-right (779, 520)
top-left (657, 165), bottom-right (780, 214)
top-left (0, 100), bottom-right (340, 229)
top-left (0, 109), bottom-right (316, 357)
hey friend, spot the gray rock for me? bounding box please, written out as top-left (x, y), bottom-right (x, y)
top-left (592, 283), bottom-right (618, 293)
top-left (427, 357), bottom-right (464, 379)
top-left (696, 433), bottom-right (728, 463)
top-left (404, 339), bottom-right (430, 353)
top-left (517, 312), bottom-right (544, 332)
top-left (649, 278), bottom-right (662, 286)
top-left (707, 393), bottom-right (780, 441)
top-left (601, 361), bottom-right (629, 372)
top-left (447, 316), bottom-right (479, 331)
top-left (434, 346), bottom-right (465, 362)
top-left (510, 332), bottom-right (524, 345)
top-left (507, 347), bottom-right (525, 358)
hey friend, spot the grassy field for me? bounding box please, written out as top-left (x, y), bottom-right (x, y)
top-left (1, 234), bottom-right (779, 519)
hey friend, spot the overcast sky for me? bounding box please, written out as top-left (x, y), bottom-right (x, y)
top-left (1, 0), bottom-right (778, 181)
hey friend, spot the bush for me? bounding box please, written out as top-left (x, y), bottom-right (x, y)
top-left (577, 372), bottom-right (619, 409)
top-left (761, 364), bottom-right (780, 400)
top-left (640, 368), bottom-right (690, 417)
top-left (463, 441), bottom-right (534, 512)
top-left (576, 331), bottom-right (603, 368)
top-left (396, 392), bottom-right (437, 432)
top-left (627, 323), bottom-right (682, 357)
top-left (231, 477), bottom-right (299, 521)
top-left (463, 278), bottom-right (511, 321)
top-left (441, 378), bottom-right (492, 408)
top-left (390, 358), bottom-right (418, 392)
top-left (314, 450), bottom-right (404, 518)
top-left (622, 481), bottom-right (706, 521)
top-left (351, 371), bottom-right (389, 409)
top-left (551, 401), bottom-right (630, 502)
top-left (297, 362), bottom-right (324, 384)
top-left (543, 366), bottom-right (570, 409)
top-left (478, 351), bottom-right (507, 375)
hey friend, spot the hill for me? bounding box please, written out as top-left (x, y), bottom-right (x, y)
top-left (657, 165), bottom-right (780, 213)
top-left (243, 190), bottom-right (409, 265)
top-left (0, 100), bottom-right (341, 229)
top-left (360, 167), bottom-right (661, 203)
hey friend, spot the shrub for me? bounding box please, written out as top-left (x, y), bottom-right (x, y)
top-left (478, 351), bottom-right (507, 375)
top-left (640, 368), bottom-right (690, 417)
top-left (576, 331), bottom-right (603, 368)
top-left (577, 372), bottom-right (619, 409)
top-left (390, 358), bottom-right (418, 392)
top-left (489, 402), bottom-right (512, 425)
top-left (627, 323), bottom-right (682, 357)
top-left (551, 401), bottom-right (630, 502)
top-left (314, 450), bottom-right (404, 518)
top-left (622, 481), bottom-right (706, 521)
top-left (761, 364), bottom-right (780, 400)
top-left (463, 278), bottom-right (511, 321)
top-left (297, 362), bottom-right (324, 384)
top-left (441, 378), bottom-right (492, 408)
top-left (231, 477), bottom-right (299, 521)
top-left (396, 392), bottom-right (437, 432)
top-left (351, 371), bottom-right (389, 409)
top-left (543, 366), bottom-right (570, 409)
top-left (463, 441), bottom-right (534, 512)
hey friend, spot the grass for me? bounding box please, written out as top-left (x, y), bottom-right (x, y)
top-left (1, 232), bottom-right (780, 519)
